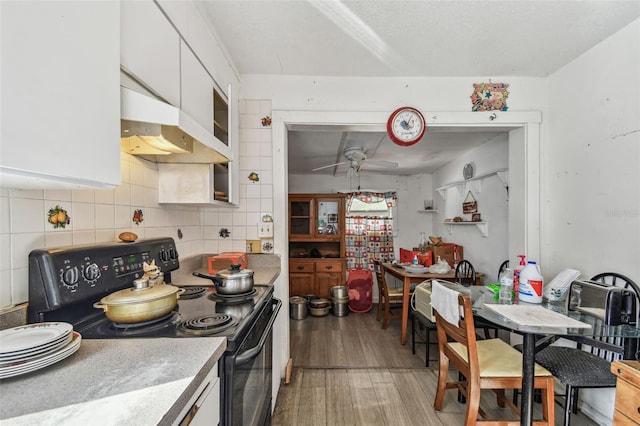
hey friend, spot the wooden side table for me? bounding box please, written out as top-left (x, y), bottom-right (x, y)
top-left (612, 360), bottom-right (640, 425)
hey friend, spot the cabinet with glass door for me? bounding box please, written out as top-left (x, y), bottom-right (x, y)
top-left (288, 194), bottom-right (346, 298)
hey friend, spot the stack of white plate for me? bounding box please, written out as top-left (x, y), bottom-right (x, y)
top-left (0, 322), bottom-right (82, 379)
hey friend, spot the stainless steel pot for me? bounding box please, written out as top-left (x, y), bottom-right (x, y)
top-left (192, 264), bottom-right (254, 295)
top-left (289, 296), bottom-right (308, 320)
top-left (332, 299), bottom-right (349, 317)
top-left (331, 285), bottom-right (348, 299)
top-left (93, 277), bottom-right (183, 323)
top-left (308, 306), bottom-right (330, 317)
top-left (309, 297), bottom-right (330, 309)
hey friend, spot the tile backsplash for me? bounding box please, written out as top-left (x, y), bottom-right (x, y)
top-left (0, 100), bottom-right (274, 310)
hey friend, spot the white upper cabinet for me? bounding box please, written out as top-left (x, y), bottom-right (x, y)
top-left (119, 0), bottom-right (238, 205)
top-left (120, 0), bottom-right (180, 107)
top-left (180, 41), bottom-right (215, 137)
top-left (0, 1), bottom-right (120, 189)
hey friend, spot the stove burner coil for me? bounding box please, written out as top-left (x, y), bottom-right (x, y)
top-left (179, 314), bottom-right (238, 335)
top-left (176, 286), bottom-right (206, 300)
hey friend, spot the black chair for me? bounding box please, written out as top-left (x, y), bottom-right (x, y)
top-left (498, 259), bottom-right (509, 277)
top-left (454, 260), bottom-right (476, 287)
top-left (455, 260), bottom-right (498, 339)
top-left (410, 309), bottom-right (437, 367)
top-left (514, 272), bottom-right (639, 426)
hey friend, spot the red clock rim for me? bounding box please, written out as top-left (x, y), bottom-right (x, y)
top-left (386, 106), bottom-right (426, 147)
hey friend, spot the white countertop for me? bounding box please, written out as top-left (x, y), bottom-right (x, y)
top-left (0, 337), bottom-right (226, 425)
top-left (0, 258), bottom-right (281, 425)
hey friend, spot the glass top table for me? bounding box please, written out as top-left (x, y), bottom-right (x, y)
top-left (438, 281), bottom-right (640, 426)
top-left (471, 285), bottom-right (640, 341)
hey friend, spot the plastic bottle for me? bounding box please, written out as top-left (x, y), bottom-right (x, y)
top-left (452, 245), bottom-right (460, 268)
top-left (518, 261), bottom-right (544, 303)
top-left (413, 254), bottom-right (419, 265)
top-left (499, 266), bottom-right (514, 304)
top-left (418, 232), bottom-right (427, 253)
top-left (513, 255), bottom-right (526, 298)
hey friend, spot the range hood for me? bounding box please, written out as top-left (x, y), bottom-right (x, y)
top-left (121, 120), bottom-right (193, 155)
top-left (120, 86), bottom-right (227, 164)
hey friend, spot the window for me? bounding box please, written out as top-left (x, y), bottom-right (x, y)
top-left (347, 197), bottom-right (392, 216)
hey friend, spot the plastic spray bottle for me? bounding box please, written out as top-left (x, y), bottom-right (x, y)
top-left (518, 261), bottom-right (544, 303)
top-left (513, 255), bottom-right (526, 299)
top-left (413, 254), bottom-right (419, 265)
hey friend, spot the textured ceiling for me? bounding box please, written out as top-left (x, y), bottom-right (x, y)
top-left (198, 1), bottom-right (639, 175)
top-left (287, 126), bottom-right (513, 175)
top-left (201, 0), bottom-right (639, 77)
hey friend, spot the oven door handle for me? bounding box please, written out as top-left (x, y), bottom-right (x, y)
top-left (235, 298), bottom-right (282, 366)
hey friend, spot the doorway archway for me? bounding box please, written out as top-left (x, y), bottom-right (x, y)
top-left (270, 109), bottom-right (542, 377)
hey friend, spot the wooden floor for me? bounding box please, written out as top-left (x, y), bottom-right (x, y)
top-left (272, 307), bottom-right (599, 426)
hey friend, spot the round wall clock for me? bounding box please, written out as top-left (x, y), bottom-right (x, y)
top-left (386, 107), bottom-right (426, 146)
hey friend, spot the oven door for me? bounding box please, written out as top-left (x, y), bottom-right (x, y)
top-left (221, 298), bottom-right (281, 426)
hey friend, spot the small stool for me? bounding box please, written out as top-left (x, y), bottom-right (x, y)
top-left (410, 309), bottom-right (438, 367)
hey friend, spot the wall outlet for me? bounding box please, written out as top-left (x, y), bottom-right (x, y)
top-left (258, 222), bottom-right (273, 238)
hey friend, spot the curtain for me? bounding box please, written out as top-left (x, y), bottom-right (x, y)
top-left (345, 192), bottom-right (396, 271)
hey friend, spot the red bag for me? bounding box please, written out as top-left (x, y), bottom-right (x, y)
top-left (347, 269), bottom-right (373, 313)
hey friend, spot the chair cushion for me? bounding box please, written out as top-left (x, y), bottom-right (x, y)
top-left (448, 338), bottom-right (552, 378)
top-left (532, 346), bottom-right (617, 387)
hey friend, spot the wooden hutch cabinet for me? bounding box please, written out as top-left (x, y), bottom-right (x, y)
top-left (288, 193), bottom-right (346, 299)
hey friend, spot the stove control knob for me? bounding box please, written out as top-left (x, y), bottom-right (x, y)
top-left (169, 248), bottom-right (178, 260)
top-left (62, 267), bottom-right (79, 287)
top-left (159, 249), bottom-right (170, 262)
top-left (83, 263), bottom-right (101, 282)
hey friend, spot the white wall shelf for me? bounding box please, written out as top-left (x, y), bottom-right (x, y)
top-left (417, 209), bottom-right (439, 213)
top-left (435, 169), bottom-right (508, 199)
top-left (442, 221), bottom-right (489, 237)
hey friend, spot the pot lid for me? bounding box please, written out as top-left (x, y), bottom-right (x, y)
top-left (100, 280), bottom-right (180, 305)
top-left (309, 297), bottom-right (330, 306)
top-left (216, 264), bottom-right (254, 279)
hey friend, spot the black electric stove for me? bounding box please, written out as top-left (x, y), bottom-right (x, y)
top-left (27, 238), bottom-right (273, 351)
top-left (27, 238), bottom-right (280, 426)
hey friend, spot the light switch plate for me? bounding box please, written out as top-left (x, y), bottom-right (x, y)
top-left (258, 222), bottom-right (273, 238)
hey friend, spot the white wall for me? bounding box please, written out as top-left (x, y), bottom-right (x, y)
top-left (241, 76), bottom-right (548, 112)
top-left (543, 18), bottom-right (640, 424)
top-left (433, 134), bottom-right (509, 282)
top-left (544, 18), bottom-right (640, 281)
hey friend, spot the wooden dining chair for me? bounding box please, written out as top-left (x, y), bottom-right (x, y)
top-left (432, 282), bottom-right (555, 425)
top-left (455, 260), bottom-right (476, 287)
top-left (514, 272), bottom-right (639, 426)
top-left (454, 259), bottom-right (497, 339)
top-left (373, 259), bottom-right (404, 329)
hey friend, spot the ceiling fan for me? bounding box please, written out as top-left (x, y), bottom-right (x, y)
top-left (311, 146), bottom-right (398, 175)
